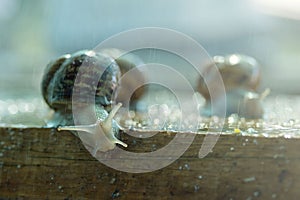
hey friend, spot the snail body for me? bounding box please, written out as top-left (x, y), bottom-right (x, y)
top-left (198, 54), bottom-right (266, 118)
top-left (57, 102), bottom-right (127, 153)
top-left (42, 49), bottom-right (145, 152)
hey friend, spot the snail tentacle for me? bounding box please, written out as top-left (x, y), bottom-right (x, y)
top-left (260, 88), bottom-right (270, 101)
top-left (57, 124), bottom-right (98, 133)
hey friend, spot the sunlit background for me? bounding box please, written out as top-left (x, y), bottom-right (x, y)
top-left (1, 0), bottom-right (300, 125)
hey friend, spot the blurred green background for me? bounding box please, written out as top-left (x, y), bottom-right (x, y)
top-left (1, 0), bottom-right (300, 98)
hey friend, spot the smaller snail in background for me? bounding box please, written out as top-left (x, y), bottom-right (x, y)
top-left (42, 49), bottom-right (146, 152)
top-left (198, 54), bottom-right (269, 119)
top-left (99, 48), bottom-right (147, 107)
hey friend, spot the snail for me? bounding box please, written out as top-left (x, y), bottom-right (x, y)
top-left (198, 54), bottom-right (269, 118)
top-left (99, 48), bottom-right (146, 107)
top-left (42, 49), bottom-right (146, 152)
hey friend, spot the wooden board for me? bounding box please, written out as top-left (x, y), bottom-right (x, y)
top-left (0, 127), bottom-right (298, 199)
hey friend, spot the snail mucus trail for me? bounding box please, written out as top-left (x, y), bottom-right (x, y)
top-left (42, 49), bottom-right (146, 152)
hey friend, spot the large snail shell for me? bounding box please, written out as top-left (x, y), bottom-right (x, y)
top-left (42, 50), bottom-right (121, 114)
top-left (198, 54), bottom-right (261, 100)
top-left (42, 50), bottom-right (129, 152)
top-left (41, 53), bottom-right (71, 108)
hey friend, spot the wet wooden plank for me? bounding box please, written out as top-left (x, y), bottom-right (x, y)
top-left (0, 127), bottom-right (298, 199)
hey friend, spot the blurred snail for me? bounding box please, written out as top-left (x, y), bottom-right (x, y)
top-left (198, 54), bottom-right (269, 118)
top-left (42, 49), bottom-right (146, 152)
top-left (99, 48), bottom-right (146, 106)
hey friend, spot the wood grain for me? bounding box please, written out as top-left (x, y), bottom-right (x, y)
top-left (0, 127), bottom-right (298, 199)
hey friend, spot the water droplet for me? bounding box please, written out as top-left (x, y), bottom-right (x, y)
top-left (153, 119), bottom-right (160, 125)
top-left (246, 196), bottom-right (253, 200)
top-left (110, 177), bottom-right (116, 184)
top-left (8, 104), bottom-right (18, 114)
top-left (228, 114), bottom-right (238, 124)
top-left (151, 144), bottom-right (157, 151)
top-left (194, 184), bottom-right (200, 192)
top-left (112, 189), bottom-right (120, 199)
top-left (288, 119), bottom-right (295, 126)
top-left (247, 128), bottom-right (257, 134)
top-left (253, 191), bottom-right (261, 197)
top-left (184, 163), bottom-right (190, 170)
top-left (253, 139), bottom-right (258, 145)
top-left (243, 176), bottom-right (256, 183)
